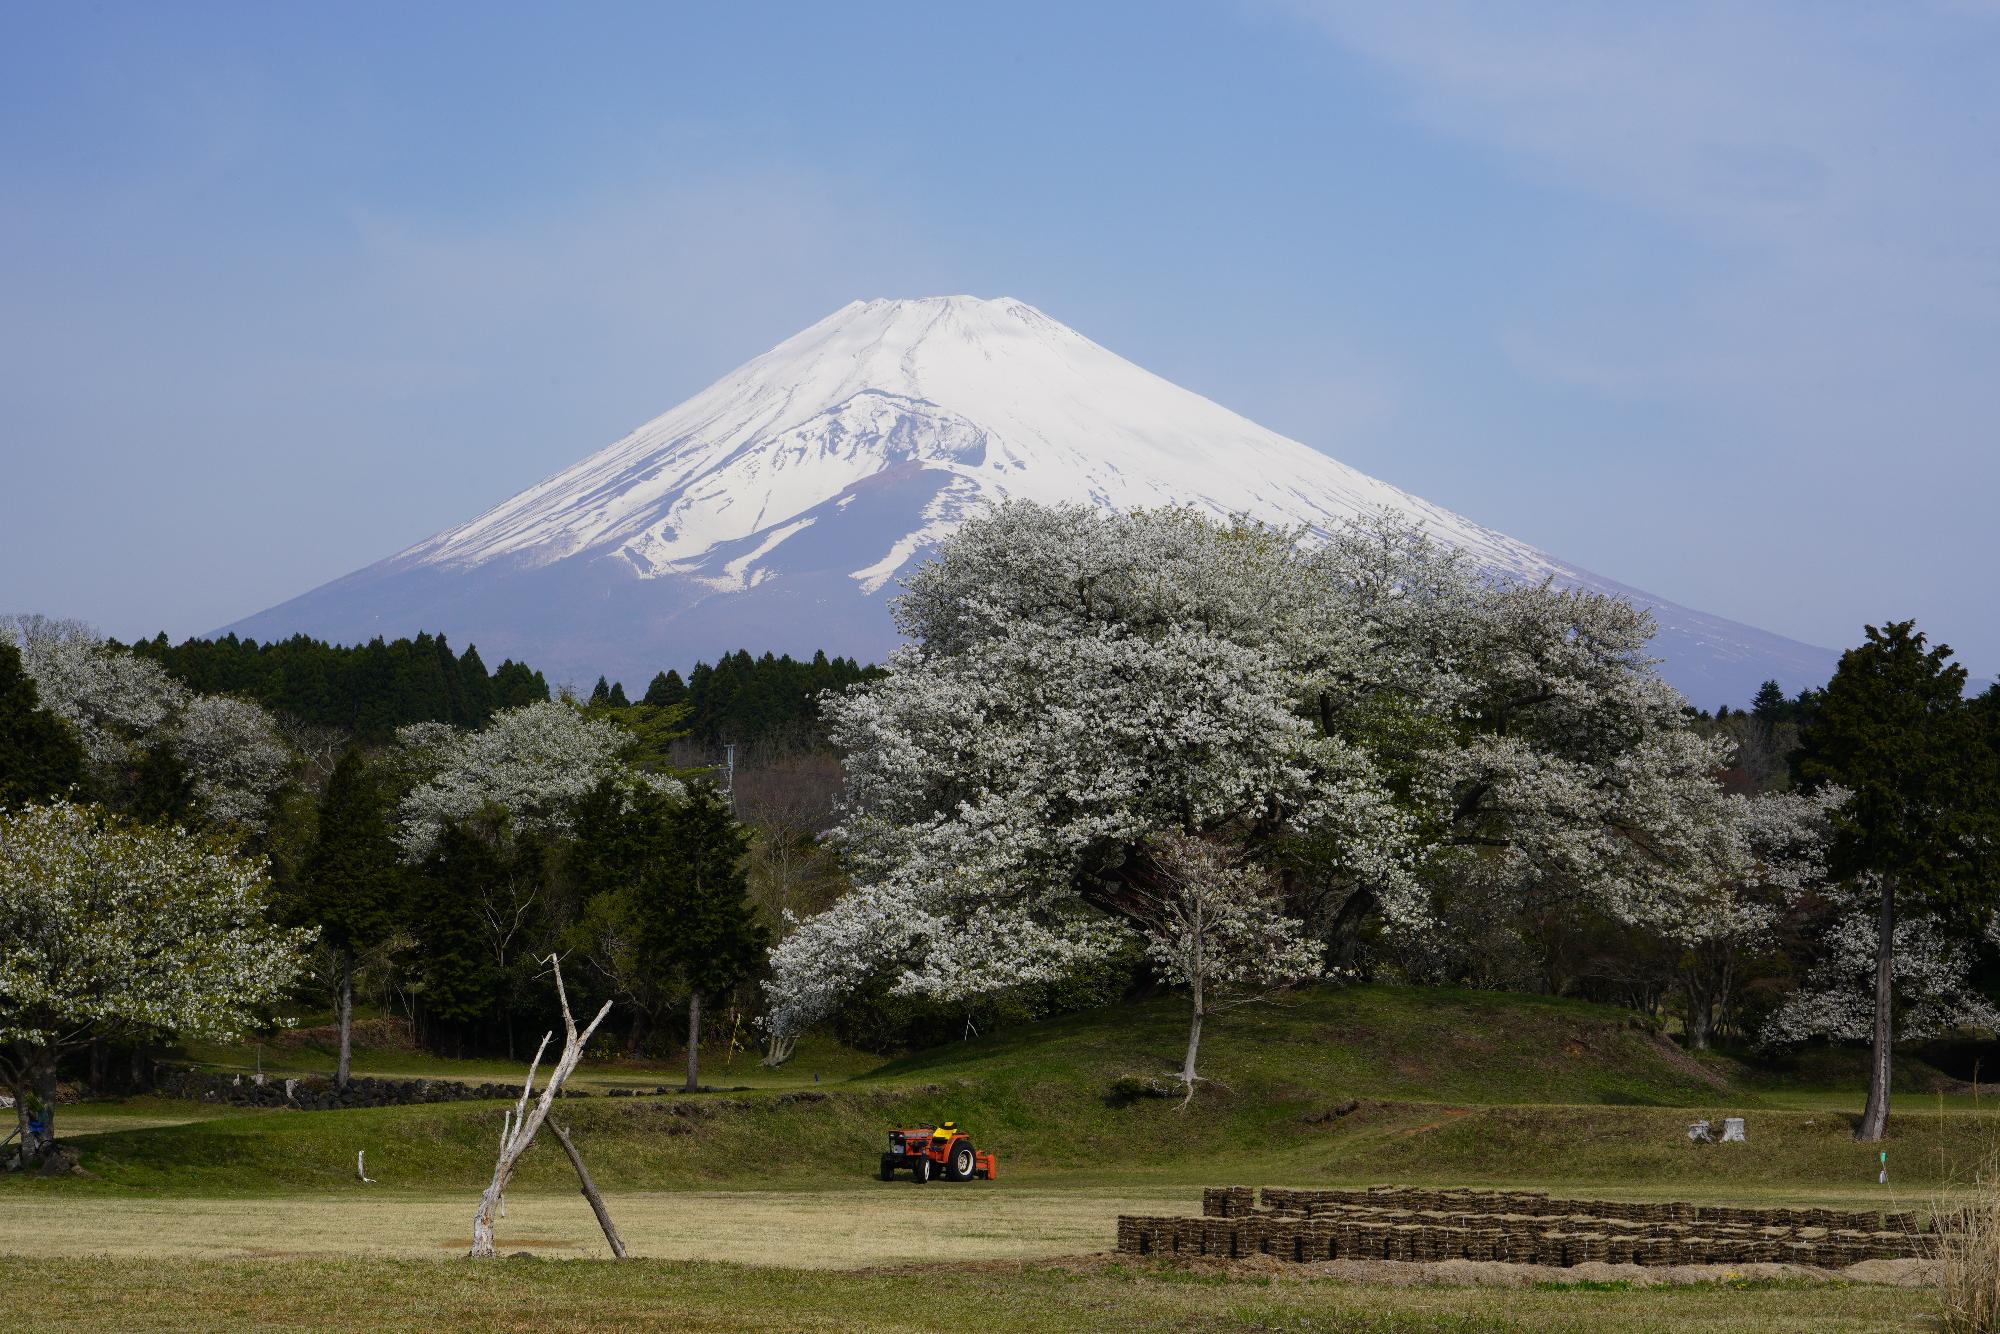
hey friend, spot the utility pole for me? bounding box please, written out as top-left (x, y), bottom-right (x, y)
top-left (723, 741), bottom-right (736, 812)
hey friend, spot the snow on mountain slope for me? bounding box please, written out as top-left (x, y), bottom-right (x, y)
top-left (224, 296), bottom-right (1839, 706)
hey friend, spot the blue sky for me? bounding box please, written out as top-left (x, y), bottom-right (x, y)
top-left (3, 2), bottom-right (1995, 686)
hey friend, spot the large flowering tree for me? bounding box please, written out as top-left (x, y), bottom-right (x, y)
top-left (2, 616), bottom-right (291, 834)
top-left (0, 801), bottom-right (312, 1160)
top-left (764, 503), bottom-right (1755, 1060)
top-left (395, 701), bottom-right (682, 861)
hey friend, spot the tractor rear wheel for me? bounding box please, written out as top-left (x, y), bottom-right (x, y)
top-left (947, 1141), bottom-right (977, 1181)
top-left (879, 1154), bottom-right (897, 1181)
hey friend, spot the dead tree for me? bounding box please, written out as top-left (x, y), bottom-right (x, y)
top-left (552, 1122), bottom-right (627, 1258)
top-left (469, 955), bottom-right (614, 1258)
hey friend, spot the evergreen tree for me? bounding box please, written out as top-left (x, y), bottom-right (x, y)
top-left (458, 644), bottom-right (495, 725)
top-left (295, 751), bottom-right (406, 1086)
top-left (1795, 621), bottom-right (2000, 1141)
top-left (1751, 680), bottom-right (1787, 722)
top-left (493, 659), bottom-right (550, 709)
top-left (633, 785), bottom-right (768, 1090)
top-left (0, 640), bottom-right (86, 806)
top-left (409, 825), bottom-right (506, 1051)
top-left (607, 681), bottom-right (630, 708)
top-left (643, 669), bottom-right (687, 708)
top-left (589, 676), bottom-right (613, 708)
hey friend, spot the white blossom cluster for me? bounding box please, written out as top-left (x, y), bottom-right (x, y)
top-left (0, 801), bottom-right (313, 1050)
top-left (1761, 904), bottom-right (2000, 1046)
top-left (4, 615), bottom-right (187, 774)
top-left (394, 701), bottom-right (684, 861)
top-left (1139, 832), bottom-right (1324, 998)
top-left (171, 695), bottom-right (292, 832)
top-left (764, 504), bottom-right (1800, 1040)
top-left (768, 503), bottom-right (1761, 1045)
top-left (3, 615), bottom-right (291, 832)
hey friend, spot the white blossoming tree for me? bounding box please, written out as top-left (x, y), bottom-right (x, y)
top-left (764, 502), bottom-right (1749, 1061)
top-left (1, 616), bottom-right (291, 833)
top-left (395, 701), bottom-right (681, 861)
top-left (1137, 832), bottom-right (1324, 1098)
top-left (171, 694), bottom-right (292, 832)
top-left (0, 801), bottom-right (313, 1162)
top-left (1654, 787), bottom-right (1843, 1049)
top-left (1762, 906), bottom-right (2000, 1048)
top-left (3, 615), bottom-right (189, 782)
top-left (394, 702), bottom-right (685, 1057)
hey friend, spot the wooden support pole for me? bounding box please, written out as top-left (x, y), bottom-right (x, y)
top-left (552, 1121), bottom-right (627, 1259)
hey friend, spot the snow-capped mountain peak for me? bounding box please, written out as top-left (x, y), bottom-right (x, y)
top-left (226, 296), bottom-right (1838, 706)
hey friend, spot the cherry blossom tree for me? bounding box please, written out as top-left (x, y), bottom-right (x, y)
top-left (395, 701), bottom-right (682, 861)
top-left (2, 616), bottom-right (291, 833)
top-left (764, 503), bottom-right (1754, 1058)
top-left (1762, 906), bottom-right (2000, 1047)
top-left (0, 801), bottom-right (311, 1162)
top-left (1136, 832), bottom-right (1324, 1098)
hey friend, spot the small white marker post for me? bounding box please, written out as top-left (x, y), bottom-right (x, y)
top-left (1878, 1150), bottom-right (1888, 1186)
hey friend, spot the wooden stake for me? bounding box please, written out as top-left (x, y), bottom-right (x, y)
top-left (552, 1122), bottom-right (627, 1259)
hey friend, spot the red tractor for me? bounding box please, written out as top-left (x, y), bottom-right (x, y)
top-left (878, 1121), bottom-right (998, 1183)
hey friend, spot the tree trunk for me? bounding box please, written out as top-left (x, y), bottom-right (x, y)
top-left (5, 1063), bottom-right (30, 1161)
top-left (552, 1122), bottom-right (626, 1258)
top-left (1181, 1002), bottom-right (1203, 1088)
top-left (336, 949), bottom-right (354, 1090)
top-left (1179, 975), bottom-right (1205, 1104)
top-left (684, 990), bottom-right (702, 1093)
top-left (1856, 877), bottom-right (1896, 1143)
top-left (33, 1052), bottom-right (57, 1152)
top-left (1681, 972), bottom-right (1714, 1051)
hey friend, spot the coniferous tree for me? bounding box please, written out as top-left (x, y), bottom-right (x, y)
top-left (634, 785), bottom-right (767, 1090)
top-left (458, 644), bottom-right (495, 725)
top-left (0, 640), bottom-right (86, 806)
top-left (589, 677), bottom-right (613, 708)
top-left (1795, 621), bottom-right (2000, 1141)
top-left (607, 681), bottom-right (630, 708)
top-left (410, 824), bottom-right (508, 1054)
top-left (295, 751), bottom-right (406, 1085)
top-left (642, 671), bottom-right (685, 708)
top-left (493, 659), bottom-right (550, 709)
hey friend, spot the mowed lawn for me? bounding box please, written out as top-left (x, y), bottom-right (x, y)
top-left (30, 1253), bottom-right (1934, 1333)
top-left (0, 1186), bottom-right (1191, 1265)
top-left (10, 986), bottom-right (1986, 1331)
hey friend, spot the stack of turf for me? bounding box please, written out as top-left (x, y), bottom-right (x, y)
top-left (1115, 1187), bottom-right (1926, 1268)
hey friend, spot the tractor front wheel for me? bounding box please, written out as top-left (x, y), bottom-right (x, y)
top-left (947, 1141), bottom-right (977, 1181)
top-left (879, 1154), bottom-right (897, 1182)
top-left (913, 1155), bottom-right (933, 1184)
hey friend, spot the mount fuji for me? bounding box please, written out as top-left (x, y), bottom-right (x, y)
top-left (225, 296), bottom-right (1838, 706)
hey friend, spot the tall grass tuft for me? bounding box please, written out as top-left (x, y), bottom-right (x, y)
top-left (1930, 1151), bottom-right (2000, 1334)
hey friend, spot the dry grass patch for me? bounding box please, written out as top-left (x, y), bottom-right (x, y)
top-left (0, 1187), bottom-right (1192, 1266)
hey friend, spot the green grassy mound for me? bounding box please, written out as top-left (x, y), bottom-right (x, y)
top-left (19, 985), bottom-right (1987, 1200)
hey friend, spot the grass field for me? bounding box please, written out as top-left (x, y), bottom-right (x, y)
top-left (30, 1254), bottom-right (1934, 1332)
top-left (9, 984), bottom-right (1988, 1330)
